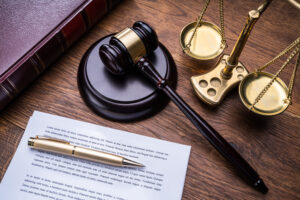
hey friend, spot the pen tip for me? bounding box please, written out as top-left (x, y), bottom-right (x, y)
top-left (123, 158), bottom-right (145, 167)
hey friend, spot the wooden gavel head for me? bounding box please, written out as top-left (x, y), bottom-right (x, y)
top-left (99, 21), bottom-right (158, 75)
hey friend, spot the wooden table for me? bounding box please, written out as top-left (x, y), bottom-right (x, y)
top-left (1, 0), bottom-right (300, 199)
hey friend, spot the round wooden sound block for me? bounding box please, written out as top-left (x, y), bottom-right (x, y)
top-left (78, 35), bottom-right (177, 121)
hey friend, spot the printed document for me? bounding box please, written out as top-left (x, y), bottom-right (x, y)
top-left (0, 111), bottom-right (191, 200)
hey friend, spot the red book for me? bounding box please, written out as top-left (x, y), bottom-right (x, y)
top-left (0, 0), bottom-right (120, 110)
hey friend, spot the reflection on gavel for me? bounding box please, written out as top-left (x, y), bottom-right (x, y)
top-left (99, 21), bottom-right (268, 193)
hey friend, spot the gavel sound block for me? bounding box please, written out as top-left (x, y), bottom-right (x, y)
top-left (78, 24), bottom-right (177, 121)
top-left (78, 21), bottom-right (268, 193)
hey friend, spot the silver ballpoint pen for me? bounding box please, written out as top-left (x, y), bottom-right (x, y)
top-left (28, 136), bottom-right (144, 167)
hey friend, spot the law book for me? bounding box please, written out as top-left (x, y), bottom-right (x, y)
top-left (0, 0), bottom-right (121, 111)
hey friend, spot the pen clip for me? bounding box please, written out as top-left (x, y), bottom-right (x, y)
top-left (34, 136), bottom-right (70, 144)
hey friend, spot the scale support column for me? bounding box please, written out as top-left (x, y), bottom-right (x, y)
top-left (191, 0), bottom-right (272, 105)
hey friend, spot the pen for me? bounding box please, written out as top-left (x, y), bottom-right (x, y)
top-left (28, 136), bottom-right (144, 167)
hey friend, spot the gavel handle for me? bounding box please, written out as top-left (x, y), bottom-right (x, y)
top-left (137, 58), bottom-right (268, 193)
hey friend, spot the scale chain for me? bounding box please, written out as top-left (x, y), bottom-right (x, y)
top-left (257, 37), bottom-right (300, 72)
top-left (185, 0), bottom-right (226, 51)
top-left (185, 0), bottom-right (210, 50)
top-left (288, 51), bottom-right (300, 104)
top-left (219, 0), bottom-right (226, 47)
top-left (251, 44), bottom-right (300, 110)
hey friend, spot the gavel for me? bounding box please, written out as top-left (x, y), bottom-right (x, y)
top-left (99, 21), bottom-right (268, 193)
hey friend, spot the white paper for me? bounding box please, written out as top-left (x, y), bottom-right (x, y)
top-left (0, 111), bottom-right (191, 200)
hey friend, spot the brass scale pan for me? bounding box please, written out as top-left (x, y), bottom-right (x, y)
top-left (180, 21), bottom-right (225, 60)
top-left (239, 39), bottom-right (300, 116)
top-left (239, 72), bottom-right (290, 116)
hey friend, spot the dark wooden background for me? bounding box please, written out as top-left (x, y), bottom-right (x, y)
top-left (1, 0), bottom-right (300, 199)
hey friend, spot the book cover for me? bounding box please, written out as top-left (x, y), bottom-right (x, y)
top-left (0, 0), bottom-right (121, 110)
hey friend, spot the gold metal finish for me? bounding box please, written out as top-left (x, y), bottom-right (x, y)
top-left (73, 146), bottom-right (122, 166)
top-left (180, 0), bottom-right (226, 60)
top-left (184, 0), bottom-right (211, 50)
top-left (222, 0), bottom-right (272, 78)
top-left (288, 52), bottom-right (300, 104)
top-left (239, 72), bottom-right (289, 116)
top-left (218, 0), bottom-right (226, 46)
top-left (256, 38), bottom-right (300, 72)
top-left (251, 46), bottom-right (299, 108)
top-left (288, 0), bottom-right (300, 10)
top-left (115, 27), bottom-right (146, 63)
top-left (28, 136), bottom-right (144, 167)
top-left (239, 37), bottom-right (300, 116)
top-left (28, 138), bottom-right (34, 146)
top-left (32, 136), bottom-right (70, 144)
top-left (180, 21), bottom-right (225, 60)
top-left (191, 1), bottom-right (271, 105)
top-left (29, 136), bottom-right (74, 155)
top-left (191, 55), bottom-right (248, 105)
top-left (122, 158), bottom-right (145, 167)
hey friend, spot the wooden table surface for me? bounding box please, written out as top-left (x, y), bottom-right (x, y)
top-left (1, 0), bottom-right (300, 199)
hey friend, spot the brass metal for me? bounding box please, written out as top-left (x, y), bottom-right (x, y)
top-left (191, 55), bottom-right (248, 105)
top-left (239, 39), bottom-right (300, 116)
top-left (28, 136), bottom-right (144, 167)
top-left (122, 158), bottom-right (145, 167)
top-left (29, 136), bottom-right (74, 155)
top-left (288, 52), bottom-right (300, 103)
top-left (73, 146), bottom-right (122, 166)
top-left (191, 0), bottom-right (271, 105)
top-left (115, 27), bottom-right (146, 63)
top-left (251, 46), bottom-right (299, 108)
top-left (184, 0), bottom-right (211, 51)
top-left (288, 0), bottom-right (300, 9)
top-left (222, 0), bottom-right (272, 78)
top-left (180, 21), bottom-right (225, 60)
top-left (32, 135), bottom-right (70, 144)
top-left (180, 0), bottom-right (226, 60)
top-left (28, 138), bottom-right (34, 146)
top-left (239, 72), bottom-right (289, 116)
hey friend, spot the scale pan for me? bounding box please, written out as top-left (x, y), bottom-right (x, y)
top-left (180, 21), bottom-right (225, 60)
top-left (239, 72), bottom-right (290, 116)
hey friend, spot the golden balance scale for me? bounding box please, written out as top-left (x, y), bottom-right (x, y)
top-left (180, 0), bottom-right (300, 116)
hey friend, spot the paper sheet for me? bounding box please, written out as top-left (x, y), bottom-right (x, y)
top-left (0, 111), bottom-right (191, 200)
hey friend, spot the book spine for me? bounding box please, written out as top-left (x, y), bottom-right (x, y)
top-left (0, 0), bottom-right (120, 111)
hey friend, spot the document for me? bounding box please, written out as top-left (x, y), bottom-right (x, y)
top-left (0, 111), bottom-right (191, 200)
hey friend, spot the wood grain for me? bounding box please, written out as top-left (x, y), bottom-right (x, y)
top-left (1, 0), bottom-right (300, 199)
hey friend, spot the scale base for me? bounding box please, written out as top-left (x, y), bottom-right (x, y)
top-left (191, 55), bottom-right (249, 105)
